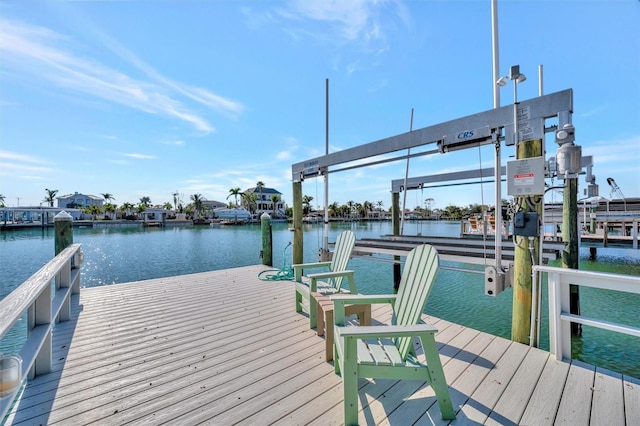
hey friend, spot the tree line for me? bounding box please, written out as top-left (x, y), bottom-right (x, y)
top-left (0, 189), bottom-right (496, 221)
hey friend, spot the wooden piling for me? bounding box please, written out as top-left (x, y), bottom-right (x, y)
top-left (563, 176), bottom-right (581, 335)
top-left (292, 181), bottom-right (303, 265)
top-left (511, 139), bottom-right (542, 344)
top-left (261, 213), bottom-right (272, 266)
top-left (54, 211), bottom-right (73, 256)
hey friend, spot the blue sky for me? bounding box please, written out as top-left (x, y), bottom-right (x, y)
top-left (1, 0), bottom-right (638, 211)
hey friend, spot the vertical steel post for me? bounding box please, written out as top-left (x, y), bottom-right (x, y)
top-left (392, 192), bottom-right (401, 292)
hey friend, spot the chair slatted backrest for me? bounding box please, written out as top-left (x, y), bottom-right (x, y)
top-left (391, 244), bottom-right (439, 358)
top-left (328, 230), bottom-right (356, 291)
top-left (469, 216), bottom-right (478, 230)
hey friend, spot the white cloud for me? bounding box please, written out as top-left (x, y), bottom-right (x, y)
top-left (0, 20), bottom-right (246, 133)
top-left (275, 0), bottom-right (405, 61)
top-left (0, 150), bottom-right (56, 178)
top-left (0, 150), bottom-right (49, 164)
top-left (121, 153), bottom-right (157, 160)
top-left (160, 140), bottom-right (185, 146)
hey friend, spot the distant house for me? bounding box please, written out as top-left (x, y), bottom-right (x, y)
top-left (202, 200), bottom-right (226, 210)
top-left (57, 192), bottom-right (104, 209)
top-left (243, 187), bottom-right (287, 219)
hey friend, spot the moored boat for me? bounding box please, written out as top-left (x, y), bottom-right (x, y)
top-left (213, 207), bottom-right (251, 223)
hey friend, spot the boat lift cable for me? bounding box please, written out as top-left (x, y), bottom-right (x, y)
top-left (400, 108), bottom-right (414, 236)
top-left (315, 176), bottom-right (322, 253)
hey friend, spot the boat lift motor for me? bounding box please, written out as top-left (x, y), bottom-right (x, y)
top-left (485, 264), bottom-right (513, 296)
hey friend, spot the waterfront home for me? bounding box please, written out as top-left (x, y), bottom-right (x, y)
top-left (57, 192), bottom-right (104, 209)
top-left (243, 186), bottom-right (287, 219)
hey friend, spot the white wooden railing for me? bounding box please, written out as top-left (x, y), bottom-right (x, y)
top-left (533, 265), bottom-right (640, 361)
top-left (0, 243), bottom-right (82, 419)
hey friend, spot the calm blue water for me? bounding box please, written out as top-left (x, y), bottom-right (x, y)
top-left (1, 221), bottom-right (639, 378)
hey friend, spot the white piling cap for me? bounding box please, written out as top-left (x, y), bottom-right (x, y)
top-left (54, 210), bottom-right (73, 221)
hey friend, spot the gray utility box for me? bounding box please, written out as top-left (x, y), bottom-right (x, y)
top-left (507, 157), bottom-right (546, 196)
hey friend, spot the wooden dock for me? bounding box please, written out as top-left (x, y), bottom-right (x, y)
top-left (4, 265), bottom-right (638, 425)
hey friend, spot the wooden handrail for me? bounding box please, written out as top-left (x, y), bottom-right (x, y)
top-left (0, 243), bottom-right (82, 419)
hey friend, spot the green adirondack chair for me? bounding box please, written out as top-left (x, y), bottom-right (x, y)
top-left (293, 230), bottom-right (357, 329)
top-left (332, 244), bottom-right (455, 425)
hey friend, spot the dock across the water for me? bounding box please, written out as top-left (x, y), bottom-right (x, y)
top-left (343, 234), bottom-right (565, 267)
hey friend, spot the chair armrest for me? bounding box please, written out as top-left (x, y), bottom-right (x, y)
top-left (292, 261), bottom-right (331, 282)
top-left (331, 294), bottom-right (397, 326)
top-left (307, 270), bottom-right (355, 281)
top-left (330, 294), bottom-right (396, 305)
top-left (335, 324), bottom-right (438, 339)
top-left (308, 270), bottom-right (355, 293)
top-left (292, 261), bottom-right (332, 270)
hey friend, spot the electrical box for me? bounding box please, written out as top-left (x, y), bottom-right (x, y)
top-left (513, 212), bottom-right (539, 237)
top-left (507, 157), bottom-right (546, 196)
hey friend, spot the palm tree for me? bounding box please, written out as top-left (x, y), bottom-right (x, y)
top-left (425, 198), bottom-right (434, 217)
top-left (136, 203), bottom-right (147, 219)
top-left (256, 181), bottom-right (265, 211)
top-left (227, 187), bottom-right (242, 207)
top-left (139, 196), bottom-right (151, 207)
top-left (0, 194), bottom-right (5, 207)
top-left (190, 194), bottom-right (205, 220)
top-left (270, 194), bottom-right (281, 217)
top-left (103, 203), bottom-right (117, 219)
top-left (347, 200), bottom-right (355, 219)
top-left (302, 195), bottom-right (314, 215)
top-left (172, 191), bottom-right (181, 210)
top-left (328, 201), bottom-right (340, 218)
top-left (363, 201), bottom-right (373, 219)
top-left (243, 193), bottom-right (258, 215)
top-left (84, 204), bottom-right (103, 220)
top-left (101, 193), bottom-right (115, 203)
top-left (43, 188), bottom-right (58, 207)
top-left (120, 202), bottom-right (134, 218)
top-left (376, 200), bottom-right (385, 219)
top-left (163, 202), bottom-right (173, 210)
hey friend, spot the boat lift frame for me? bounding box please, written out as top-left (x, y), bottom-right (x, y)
top-left (292, 89), bottom-right (572, 183)
top-left (290, 89), bottom-right (574, 289)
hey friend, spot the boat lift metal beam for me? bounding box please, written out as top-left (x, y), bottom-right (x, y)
top-left (291, 89), bottom-right (572, 182)
top-left (391, 166), bottom-right (506, 193)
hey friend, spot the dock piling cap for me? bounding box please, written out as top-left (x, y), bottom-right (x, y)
top-left (54, 210), bottom-right (73, 221)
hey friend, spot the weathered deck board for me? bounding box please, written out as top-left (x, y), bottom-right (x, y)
top-left (591, 367), bottom-right (625, 425)
top-left (4, 265), bottom-right (636, 425)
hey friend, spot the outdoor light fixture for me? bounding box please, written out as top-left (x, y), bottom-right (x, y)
top-left (496, 65), bottom-right (527, 146)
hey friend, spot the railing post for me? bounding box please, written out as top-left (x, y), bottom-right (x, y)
top-left (547, 270), bottom-right (561, 360)
top-left (28, 281), bottom-right (53, 378)
top-left (58, 261), bottom-right (72, 321)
